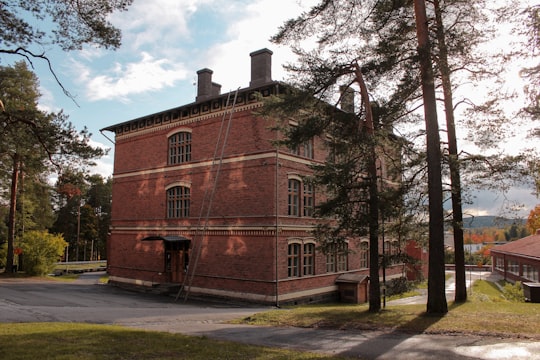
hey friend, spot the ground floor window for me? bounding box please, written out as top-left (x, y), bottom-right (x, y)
top-left (507, 259), bottom-right (519, 276)
top-left (288, 239), bottom-right (316, 278)
top-left (359, 242), bottom-right (369, 269)
top-left (326, 242), bottom-right (348, 273)
top-left (495, 256), bottom-right (504, 272)
top-left (523, 264), bottom-right (539, 282)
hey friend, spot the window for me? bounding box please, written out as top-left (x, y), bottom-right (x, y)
top-left (288, 179), bottom-right (300, 216)
top-left (288, 177), bottom-right (315, 217)
top-left (507, 260), bottom-right (519, 275)
top-left (495, 257), bottom-right (504, 271)
top-left (326, 242), bottom-right (348, 273)
top-left (287, 240), bottom-right (316, 278)
top-left (288, 243), bottom-right (300, 277)
top-left (303, 183), bottom-right (314, 217)
top-left (169, 131), bottom-right (192, 164)
top-left (167, 186), bottom-right (190, 218)
top-left (359, 242), bottom-right (369, 269)
top-left (523, 264), bottom-right (539, 282)
top-left (303, 243), bottom-right (315, 275)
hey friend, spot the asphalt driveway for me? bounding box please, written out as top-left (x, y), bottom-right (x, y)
top-left (1, 272), bottom-right (539, 359)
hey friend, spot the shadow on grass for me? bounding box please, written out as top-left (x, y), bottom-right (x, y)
top-left (0, 323), bottom-right (337, 360)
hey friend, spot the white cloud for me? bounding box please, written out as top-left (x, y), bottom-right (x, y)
top-left (196, 0), bottom-right (317, 90)
top-left (74, 52), bottom-right (188, 102)
top-left (110, 0), bottom-right (209, 51)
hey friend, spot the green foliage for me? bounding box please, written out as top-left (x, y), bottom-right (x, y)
top-left (385, 277), bottom-right (414, 297)
top-left (501, 281), bottom-right (526, 302)
top-left (20, 230), bottom-right (67, 276)
top-left (1, 0), bottom-right (133, 53)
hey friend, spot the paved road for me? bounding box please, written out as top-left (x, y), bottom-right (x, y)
top-left (1, 272), bottom-right (539, 359)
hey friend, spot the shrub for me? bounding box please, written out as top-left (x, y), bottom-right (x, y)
top-left (502, 281), bottom-right (525, 302)
top-left (385, 277), bottom-right (413, 296)
top-left (20, 230), bottom-right (67, 276)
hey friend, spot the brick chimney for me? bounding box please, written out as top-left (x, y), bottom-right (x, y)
top-left (196, 68), bottom-right (221, 101)
top-left (249, 48), bottom-right (273, 87)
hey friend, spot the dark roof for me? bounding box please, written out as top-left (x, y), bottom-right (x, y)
top-left (335, 274), bottom-right (369, 284)
top-left (490, 233), bottom-right (540, 260)
top-left (142, 235), bottom-right (190, 243)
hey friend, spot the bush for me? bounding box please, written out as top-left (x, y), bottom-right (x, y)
top-left (502, 281), bottom-right (525, 302)
top-left (20, 230), bottom-right (67, 276)
top-left (385, 277), bottom-right (414, 296)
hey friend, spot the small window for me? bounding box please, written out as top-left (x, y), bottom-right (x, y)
top-left (169, 132), bottom-right (192, 164)
top-left (167, 186), bottom-right (190, 218)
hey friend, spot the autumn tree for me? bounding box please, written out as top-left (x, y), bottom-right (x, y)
top-left (526, 205), bottom-right (540, 234)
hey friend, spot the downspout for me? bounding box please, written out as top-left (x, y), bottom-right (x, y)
top-left (275, 138), bottom-right (280, 308)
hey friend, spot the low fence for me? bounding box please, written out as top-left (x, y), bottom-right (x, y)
top-left (445, 264), bottom-right (491, 272)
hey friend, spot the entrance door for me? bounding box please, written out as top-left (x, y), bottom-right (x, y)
top-left (170, 250), bottom-right (184, 283)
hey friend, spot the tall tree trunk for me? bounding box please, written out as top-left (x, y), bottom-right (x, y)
top-left (413, 0), bottom-right (448, 314)
top-left (433, 0), bottom-right (467, 303)
top-left (6, 154), bottom-right (20, 273)
top-left (354, 64), bottom-right (381, 312)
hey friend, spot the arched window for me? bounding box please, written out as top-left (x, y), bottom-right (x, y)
top-left (168, 131), bottom-right (192, 164)
top-left (167, 186), bottom-right (190, 218)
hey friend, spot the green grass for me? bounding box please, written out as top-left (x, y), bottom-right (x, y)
top-left (0, 323), bottom-right (351, 360)
top-left (237, 280), bottom-right (540, 339)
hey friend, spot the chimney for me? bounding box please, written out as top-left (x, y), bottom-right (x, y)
top-left (211, 82), bottom-right (221, 97)
top-left (196, 68), bottom-right (215, 102)
top-left (250, 48), bottom-right (273, 87)
top-left (339, 85), bottom-right (355, 113)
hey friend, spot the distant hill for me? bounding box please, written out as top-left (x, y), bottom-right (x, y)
top-left (462, 216), bottom-right (525, 229)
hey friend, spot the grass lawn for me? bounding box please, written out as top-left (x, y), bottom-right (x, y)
top-left (0, 323), bottom-right (351, 360)
top-left (236, 280), bottom-right (540, 339)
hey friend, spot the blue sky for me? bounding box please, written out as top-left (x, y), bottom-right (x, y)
top-left (5, 0), bottom-right (538, 217)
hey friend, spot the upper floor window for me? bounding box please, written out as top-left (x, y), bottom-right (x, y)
top-left (167, 186), bottom-right (190, 218)
top-left (288, 179), bottom-right (300, 216)
top-left (290, 139), bottom-right (314, 159)
top-left (169, 131), bottom-right (192, 164)
top-left (288, 177), bottom-right (315, 217)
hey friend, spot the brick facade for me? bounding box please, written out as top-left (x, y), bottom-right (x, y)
top-left (102, 49), bottom-right (406, 305)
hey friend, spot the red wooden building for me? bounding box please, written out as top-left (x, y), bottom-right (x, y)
top-left (101, 49), bottom-right (407, 305)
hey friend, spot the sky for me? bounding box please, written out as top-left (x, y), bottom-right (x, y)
top-left (5, 0), bottom-right (539, 218)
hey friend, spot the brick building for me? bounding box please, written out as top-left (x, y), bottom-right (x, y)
top-left (491, 230), bottom-right (540, 283)
top-left (101, 48), bottom-right (406, 305)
